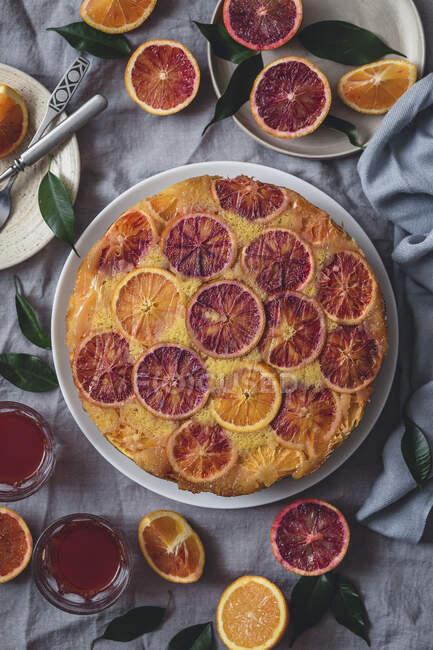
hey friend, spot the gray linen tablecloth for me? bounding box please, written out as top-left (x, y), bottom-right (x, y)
top-left (1, 2), bottom-right (432, 649)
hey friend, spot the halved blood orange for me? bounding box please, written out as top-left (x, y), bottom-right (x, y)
top-left (138, 510), bottom-right (205, 583)
top-left (133, 344), bottom-right (210, 419)
top-left (111, 267), bottom-right (182, 344)
top-left (250, 57), bottom-right (331, 139)
top-left (260, 291), bottom-right (326, 370)
top-left (186, 280), bottom-right (265, 359)
top-left (212, 175), bottom-right (289, 223)
top-left (0, 507), bottom-right (33, 583)
top-left (167, 420), bottom-right (237, 483)
top-left (161, 213), bottom-right (236, 280)
top-left (319, 325), bottom-right (382, 394)
top-left (211, 362), bottom-right (282, 433)
top-left (271, 385), bottom-right (341, 456)
top-left (73, 332), bottom-right (134, 406)
top-left (241, 228), bottom-right (314, 295)
top-left (0, 85), bottom-right (28, 159)
top-left (98, 210), bottom-right (155, 275)
top-left (125, 40), bottom-right (200, 115)
top-left (271, 499), bottom-right (350, 576)
top-left (318, 250), bottom-right (377, 324)
top-left (223, 0), bottom-right (303, 51)
top-left (80, 0), bottom-right (157, 33)
top-left (217, 575), bottom-right (289, 650)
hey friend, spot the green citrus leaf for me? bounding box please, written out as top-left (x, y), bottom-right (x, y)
top-left (194, 22), bottom-right (256, 64)
top-left (401, 417), bottom-right (432, 488)
top-left (14, 277), bottom-right (51, 350)
top-left (203, 54), bottom-right (263, 134)
top-left (38, 170), bottom-right (79, 255)
top-left (0, 353), bottom-right (58, 392)
top-left (290, 574), bottom-right (335, 645)
top-left (299, 21), bottom-right (405, 65)
top-left (48, 22), bottom-right (131, 59)
top-left (331, 575), bottom-right (370, 646)
top-left (323, 115), bottom-right (365, 149)
top-left (168, 622), bottom-right (213, 650)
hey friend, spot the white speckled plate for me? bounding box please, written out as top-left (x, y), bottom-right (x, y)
top-left (0, 64), bottom-right (80, 270)
top-left (208, 0), bottom-right (425, 159)
top-left (52, 161), bottom-right (399, 509)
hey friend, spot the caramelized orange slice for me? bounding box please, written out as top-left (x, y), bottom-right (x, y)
top-left (0, 85), bottom-right (28, 159)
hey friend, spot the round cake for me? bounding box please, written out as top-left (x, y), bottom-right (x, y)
top-left (66, 174), bottom-right (387, 496)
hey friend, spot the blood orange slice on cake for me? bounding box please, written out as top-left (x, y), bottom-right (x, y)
top-left (161, 213), bottom-right (236, 279)
top-left (73, 332), bottom-right (134, 407)
top-left (98, 210), bottom-right (155, 275)
top-left (260, 291), bottom-right (326, 370)
top-left (133, 344), bottom-right (210, 419)
top-left (186, 280), bottom-right (265, 359)
top-left (212, 175), bottom-right (289, 223)
top-left (318, 250), bottom-right (377, 324)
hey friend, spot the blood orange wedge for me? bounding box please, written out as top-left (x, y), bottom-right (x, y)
top-left (319, 325), bottom-right (382, 394)
top-left (167, 420), bottom-right (237, 483)
top-left (212, 175), bottom-right (289, 223)
top-left (318, 250), bottom-right (377, 324)
top-left (271, 385), bottom-right (341, 457)
top-left (0, 507), bottom-right (33, 583)
top-left (98, 210), bottom-right (155, 275)
top-left (338, 59), bottom-right (417, 115)
top-left (80, 0), bottom-right (157, 33)
top-left (111, 267), bottom-right (182, 344)
top-left (260, 291), bottom-right (326, 370)
top-left (125, 40), bottom-right (200, 115)
top-left (223, 0), bottom-right (303, 51)
top-left (211, 362), bottom-right (281, 433)
top-left (0, 85), bottom-right (28, 159)
top-left (271, 499), bottom-right (350, 576)
top-left (133, 344), bottom-right (210, 419)
top-left (217, 576), bottom-right (289, 650)
top-left (241, 228), bottom-right (314, 295)
top-left (250, 57), bottom-right (331, 139)
top-left (138, 510), bottom-right (205, 583)
top-left (161, 213), bottom-right (236, 280)
top-left (186, 280), bottom-right (265, 359)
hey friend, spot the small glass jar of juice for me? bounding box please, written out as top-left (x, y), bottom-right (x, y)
top-left (0, 402), bottom-right (56, 501)
top-left (33, 514), bottom-right (130, 614)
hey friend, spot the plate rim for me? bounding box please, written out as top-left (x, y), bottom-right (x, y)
top-left (207, 0), bottom-right (426, 160)
top-left (52, 161), bottom-right (399, 509)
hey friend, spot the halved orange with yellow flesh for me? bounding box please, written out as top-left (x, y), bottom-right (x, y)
top-left (211, 362), bottom-right (282, 433)
top-left (111, 267), bottom-right (182, 344)
top-left (80, 0), bottom-right (157, 33)
top-left (217, 575), bottom-right (289, 650)
top-left (337, 59), bottom-right (417, 114)
top-left (0, 507), bottom-right (33, 583)
top-left (138, 510), bottom-right (205, 583)
top-left (0, 85), bottom-right (28, 159)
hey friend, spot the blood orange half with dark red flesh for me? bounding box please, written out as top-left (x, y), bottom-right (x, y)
top-left (98, 210), bottom-right (155, 275)
top-left (133, 344), bottom-right (210, 419)
top-left (167, 420), bottom-right (237, 483)
top-left (161, 213), bottom-right (236, 280)
top-left (241, 228), bottom-right (314, 295)
top-left (260, 291), bottom-right (326, 370)
top-left (318, 250), bottom-right (377, 324)
top-left (186, 280), bottom-right (265, 359)
top-left (319, 325), bottom-right (382, 394)
top-left (73, 332), bottom-right (134, 407)
top-left (212, 175), bottom-right (289, 223)
top-left (223, 0), bottom-right (303, 51)
top-left (250, 57), bottom-right (331, 139)
top-left (271, 385), bottom-right (341, 457)
top-left (271, 499), bottom-right (350, 576)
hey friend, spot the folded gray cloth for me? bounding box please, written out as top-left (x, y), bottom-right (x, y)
top-left (357, 73), bottom-right (433, 542)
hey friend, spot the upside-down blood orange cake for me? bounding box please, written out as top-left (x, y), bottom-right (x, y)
top-left (66, 175), bottom-right (387, 496)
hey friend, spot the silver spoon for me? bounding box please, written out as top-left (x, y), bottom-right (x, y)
top-left (0, 55), bottom-right (90, 231)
